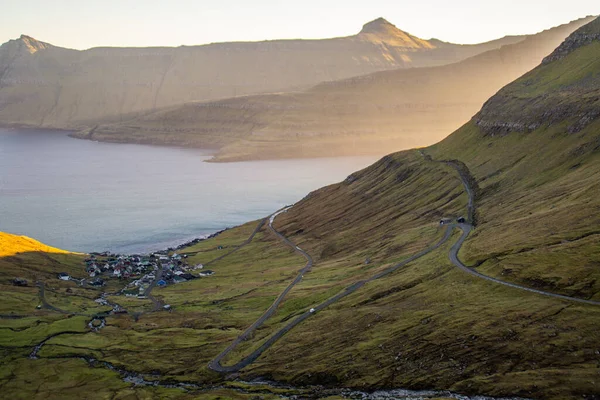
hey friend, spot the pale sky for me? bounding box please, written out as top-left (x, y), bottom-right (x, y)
top-left (1, 0), bottom-right (598, 49)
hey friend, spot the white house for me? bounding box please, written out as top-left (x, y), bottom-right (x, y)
top-left (58, 272), bottom-right (70, 281)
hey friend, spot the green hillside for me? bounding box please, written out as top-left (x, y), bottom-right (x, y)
top-left (429, 16), bottom-right (600, 297)
top-left (1, 17), bottom-right (600, 400)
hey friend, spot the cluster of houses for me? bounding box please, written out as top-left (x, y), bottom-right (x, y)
top-left (84, 253), bottom-right (159, 281)
top-left (157, 253), bottom-right (214, 287)
top-left (116, 252), bottom-right (214, 297)
top-left (47, 251), bottom-right (219, 303)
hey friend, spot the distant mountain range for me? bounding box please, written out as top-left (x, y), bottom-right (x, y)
top-left (0, 16), bottom-right (596, 162)
top-left (0, 18), bottom-right (566, 126)
top-left (75, 17), bottom-right (595, 161)
top-left (0, 17), bottom-right (528, 129)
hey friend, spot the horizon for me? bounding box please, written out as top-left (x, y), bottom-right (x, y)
top-left (1, 0), bottom-right (599, 50)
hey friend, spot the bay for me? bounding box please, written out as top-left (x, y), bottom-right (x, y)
top-left (0, 129), bottom-right (378, 253)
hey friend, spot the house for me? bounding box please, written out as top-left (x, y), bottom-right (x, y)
top-left (173, 276), bottom-right (187, 283)
top-left (457, 217), bottom-right (466, 223)
top-left (440, 218), bottom-right (452, 225)
top-left (94, 298), bottom-right (108, 306)
top-left (180, 273), bottom-right (197, 281)
top-left (12, 278), bottom-right (28, 287)
top-left (199, 270), bottom-right (215, 277)
top-left (58, 272), bottom-right (70, 281)
top-left (90, 278), bottom-right (105, 287)
top-left (156, 280), bottom-right (167, 287)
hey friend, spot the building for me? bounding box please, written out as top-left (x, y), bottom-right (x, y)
top-left (58, 272), bottom-right (70, 281)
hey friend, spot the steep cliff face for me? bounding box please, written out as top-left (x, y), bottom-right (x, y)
top-left (475, 17), bottom-right (600, 135)
top-left (542, 16), bottom-right (600, 64)
top-left (0, 17), bottom-right (565, 129)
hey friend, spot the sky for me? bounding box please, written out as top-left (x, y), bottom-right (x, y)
top-left (1, 0), bottom-right (599, 49)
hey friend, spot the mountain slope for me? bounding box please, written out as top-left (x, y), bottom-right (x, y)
top-left (428, 16), bottom-right (600, 295)
top-left (79, 17), bottom-right (594, 161)
top-left (0, 18), bottom-right (526, 129)
top-left (1, 17), bottom-right (600, 400)
top-left (182, 18), bottom-right (600, 398)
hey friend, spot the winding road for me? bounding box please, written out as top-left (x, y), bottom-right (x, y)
top-left (209, 208), bottom-right (315, 372)
top-left (204, 218), bottom-right (267, 267)
top-left (208, 150), bottom-right (600, 373)
top-left (36, 282), bottom-right (94, 317)
top-left (441, 153), bottom-right (600, 306)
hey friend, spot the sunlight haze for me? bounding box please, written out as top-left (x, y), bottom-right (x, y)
top-left (1, 0), bottom-right (599, 49)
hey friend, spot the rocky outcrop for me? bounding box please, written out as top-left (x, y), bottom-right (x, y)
top-left (542, 16), bottom-right (599, 64)
top-left (475, 17), bottom-right (600, 136)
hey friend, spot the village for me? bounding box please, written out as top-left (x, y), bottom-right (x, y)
top-left (57, 250), bottom-right (215, 304)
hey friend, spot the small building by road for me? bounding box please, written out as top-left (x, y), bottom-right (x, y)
top-left (58, 272), bottom-right (70, 281)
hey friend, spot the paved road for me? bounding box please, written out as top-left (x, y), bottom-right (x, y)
top-left (178, 219), bottom-right (266, 264)
top-left (434, 152), bottom-right (600, 306)
top-left (138, 220), bottom-right (269, 317)
top-left (36, 282), bottom-right (94, 317)
top-left (204, 218), bottom-right (267, 267)
top-left (208, 151), bottom-right (600, 373)
top-left (445, 196), bottom-right (600, 306)
top-left (209, 207), bottom-right (315, 372)
top-left (143, 262), bottom-right (165, 312)
top-left (208, 206), bottom-right (459, 373)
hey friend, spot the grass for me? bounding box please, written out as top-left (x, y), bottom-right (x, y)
top-left (0, 315), bottom-right (88, 347)
top-left (0, 232), bottom-right (76, 258)
top-left (2, 22), bottom-right (600, 399)
top-left (2, 125), bottom-right (599, 398)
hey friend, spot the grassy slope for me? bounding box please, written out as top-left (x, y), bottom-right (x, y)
top-left (428, 31), bottom-right (600, 299)
top-left (223, 20), bottom-right (600, 399)
top-left (0, 232), bottom-right (75, 258)
top-left (3, 18), bottom-right (600, 400)
top-left (0, 235), bottom-right (298, 398)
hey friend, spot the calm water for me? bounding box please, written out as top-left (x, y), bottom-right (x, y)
top-left (0, 129), bottom-right (378, 253)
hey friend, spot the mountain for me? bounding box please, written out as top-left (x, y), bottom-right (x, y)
top-left (0, 18), bottom-right (526, 129)
top-left (78, 17), bottom-right (595, 161)
top-left (243, 17), bottom-right (599, 398)
top-left (2, 17), bottom-right (600, 400)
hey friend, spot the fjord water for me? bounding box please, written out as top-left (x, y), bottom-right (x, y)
top-left (0, 129), bottom-right (377, 253)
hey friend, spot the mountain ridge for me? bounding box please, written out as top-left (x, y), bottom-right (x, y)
top-left (475, 17), bottom-right (600, 135)
top-left (0, 17), bottom-right (557, 130)
top-left (74, 16), bottom-right (595, 162)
